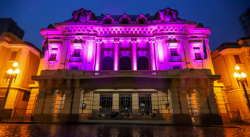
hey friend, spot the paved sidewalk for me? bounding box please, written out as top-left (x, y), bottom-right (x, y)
top-left (1, 119), bottom-right (250, 128)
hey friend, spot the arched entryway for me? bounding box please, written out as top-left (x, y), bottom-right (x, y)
top-left (120, 56), bottom-right (131, 70)
top-left (102, 56), bottom-right (114, 70)
top-left (137, 56), bottom-right (149, 70)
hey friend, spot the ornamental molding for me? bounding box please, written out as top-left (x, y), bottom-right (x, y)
top-left (96, 39), bottom-right (102, 43)
top-left (131, 38), bottom-right (137, 43)
top-left (72, 8), bottom-right (92, 22)
top-left (114, 38), bottom-right (120, 43)
top-left (148, 38), bottom-right (155, 43)
top-left (159, 7), bottom-right (179, 22)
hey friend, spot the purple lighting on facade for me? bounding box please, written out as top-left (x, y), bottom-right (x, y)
top-left (39, 7), bottom-right (212, 72)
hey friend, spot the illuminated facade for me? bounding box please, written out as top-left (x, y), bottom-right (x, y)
top-left (212, 37), bottom-right (250, 123)
top-left (27, 8), bottom-right (227, 125)
top-left (0, 32), bottom-right (40, 119)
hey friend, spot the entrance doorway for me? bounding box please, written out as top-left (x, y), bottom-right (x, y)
top-left (139, 94), bottom-right (152, 114)
top-left (99, 94), bottom-right (113, 114)
top-left (119, 94), bottom-right (132, 113)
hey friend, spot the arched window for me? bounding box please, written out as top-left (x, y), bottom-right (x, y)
top-left (137, 56), bottom-right (149, 70)
top-left (120, 56), bottom-right (131, 70)
top-left (102, 56), bottom-right (114, 70)
top-left (120, 18), bottom-right (130, 24)
top-left (103, 18), bottom-right (113, 24)
top-left (138, 18), bottom-right (147, 24)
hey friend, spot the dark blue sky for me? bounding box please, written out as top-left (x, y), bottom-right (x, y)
top-left (0, 0), bottom-right (249, 51)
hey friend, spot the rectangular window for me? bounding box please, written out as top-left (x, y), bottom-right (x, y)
top-left (23, 92), bottom-right (30, 101)
top-left (173, 66), bottom-right (180, 70)
top-left (50, 54), bottom-right (57, 61)
top-left (139, 94), bottom-right (152, 113)
top-left (73, 49), bottom-right (81, 57)
top-left (193, 47), bottom-right (200, 50)
top-left (99, 94), bottom-right (112, 113)
top-left (195, 53), bottom-right (202, 60)
top-left (9, 52), bottom-right (17, 60)
top-left (51, 48), bottom-right (58, 50)
top-left (234, 55), bottom-right (241, 63)
top-left (71, 66), bottom-right (78, 70)
top-left (170, 48), bottom-right (178, 56)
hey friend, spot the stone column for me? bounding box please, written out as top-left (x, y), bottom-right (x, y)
top-left (59, 37), bottom-right (70, 69)
top-left (60, 80), bottom-right (84, 122)
top-left (158, 90), bottom-right (171, 121)
top-left (114, 38), bottom-right (120, 71)
top-left (169, 85), bottom-right (192, 125)
top-left (113, 93), bottom-right (119, 112)
top-left (24, 87), bottom-right (39, 120)
top-left (83, 90), bottom-right (93, 117)
top-left (182, 36), bottom-right (193, 68)
top-left (86, 37), bottom-right (96, 70)
top-left (132, 93), bottom-right (139, 116)
top-left (151, 93), bottom-right (159, 113)
top-left (92, 93), bottom-right (100, 118)
top-left (131, 38), bottom-right (137, 71)
top-left (95, 39), bottom-right (102, 71)
top-left (196, 79), bottom-right (223, 125)
top-left (149, 39), bottom-right (156, 70)
top-left (33, 79), bottom-right (57, 122)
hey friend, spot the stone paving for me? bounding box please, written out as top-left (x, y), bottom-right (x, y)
top-left (0, 123), bottom-right (250, 137)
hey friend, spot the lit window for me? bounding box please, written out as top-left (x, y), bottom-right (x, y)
top-left (170, 48), bottom-right (178, 56)
top-left (9, 52), bottom-right (17, 61)
top-left (71, 66), bottom-right (78, 70)
top-left (173, 66), bottom-right (180, 70)
top-left (73, 49), bottom-right (81, 57)
top-left (234, 55), bottom-right (241, 63)
top-left (195, 53), bottom-right (202, 60)
top-left (50, 54), bottom-right (57, 61)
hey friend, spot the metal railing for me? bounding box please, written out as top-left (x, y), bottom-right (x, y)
top-left (169, 55), bottom-right (182, 62)
top-left (69, 56), bottom-right (82, 62)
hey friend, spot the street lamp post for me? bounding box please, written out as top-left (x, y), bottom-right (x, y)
top-left (0, 62), bottom-right (20, 120)
top-left (233, 65), bottom-right (250, 111)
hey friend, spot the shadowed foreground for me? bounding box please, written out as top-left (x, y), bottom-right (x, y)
top-left (0, 124), bottom-right (250, 137)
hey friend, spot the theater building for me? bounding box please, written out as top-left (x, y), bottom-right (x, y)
top-left (26, 8), bottom-right (227, 125)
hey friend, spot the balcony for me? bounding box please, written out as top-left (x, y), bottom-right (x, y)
top-left (69, 56), bottom-right (82, 62)
top-left (169, 55), bottom-right (182, 62)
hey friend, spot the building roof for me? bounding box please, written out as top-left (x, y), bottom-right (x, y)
top-left (215, 37), bottom-right (250, 52)
top-left (0, 32), bottom-right (40, 52)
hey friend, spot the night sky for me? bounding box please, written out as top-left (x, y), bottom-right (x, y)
top-left (0, 0), bottom-right (249, 51)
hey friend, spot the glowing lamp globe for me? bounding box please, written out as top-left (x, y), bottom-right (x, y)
top-left (7, 69), bottom-right (13, 74)
top-left (233, 72), bottom-right (239, 78)
top-left (13, 62), bottom-right (18, 67)
top-left (241, 72), bottom-right (246, 78)
top-left (235, 65), bottom-right (240, 71)
top-left (14, 69), bottom-right (20, 74)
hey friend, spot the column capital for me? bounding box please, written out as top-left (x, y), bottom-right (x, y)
top-left (114, 38), bottom-right (120, 43)
top-left (131, 38), bottom-right (137, 43)
top-left (96, 39), bottom-right (102, 43)
top-left (148, 38), bottom-right (155, 43)
top-left (87, 37), bottom-right (95, 41)
top-left (155, 37), bottom-right (163, 41)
